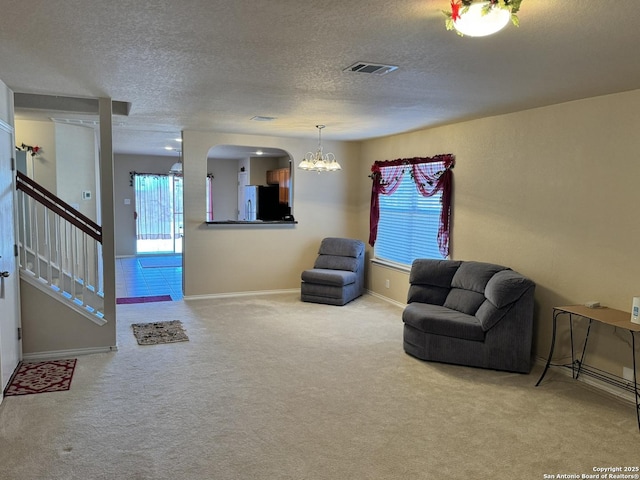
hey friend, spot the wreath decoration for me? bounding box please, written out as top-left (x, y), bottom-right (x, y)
top-left (18, 143), bottom-right (41, 157)
top-left (444, 0), bottom-right (523, 34)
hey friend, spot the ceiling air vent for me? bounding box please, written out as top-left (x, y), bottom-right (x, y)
top-left (343, 62), bottom-right (398, 76)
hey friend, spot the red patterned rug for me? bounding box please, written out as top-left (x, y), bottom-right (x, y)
top-left (3, 359), bottom-right (77, 397)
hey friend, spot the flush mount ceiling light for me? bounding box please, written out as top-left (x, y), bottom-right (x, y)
top-left (298, 125), bottom-right (342, 173)
top-left (444, 0), bottom-right (522, 37)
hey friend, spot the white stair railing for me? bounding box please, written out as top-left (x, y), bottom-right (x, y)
top-left (15, 171), bottom-right (105, 325)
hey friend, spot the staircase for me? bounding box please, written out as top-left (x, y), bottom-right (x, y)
top-left (15, 171), bottom-right (105, 325)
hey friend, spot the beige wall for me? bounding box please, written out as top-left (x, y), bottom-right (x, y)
top-left (362, 89), bottom-right (640, 373)
top-left (20, 281), bottom-right (115, 355)
top-left (0, 79), bottom-right (11, 122)
top-left (15, 119), bottom-right (57, 193)
top-left (249, 156), bottom-right (280, 185)
top-left (207, 157), bottom-right (239, 221)
top-left (182, 130), bottom-right (363, 297)
top-left (55, 122), bottom-right (97, 221)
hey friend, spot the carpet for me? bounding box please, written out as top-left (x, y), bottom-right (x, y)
top-left (131, 320), bottom-right (189, 345)
top-left (138, 256), bottom-right (182, 268)
top-left (3, 359), bottom-right (77, 397)
top-left (117, 295), bottom-right (173, 304)
top-left (2, 294), bottom-right (640, 479)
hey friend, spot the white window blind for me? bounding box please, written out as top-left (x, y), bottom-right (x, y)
top-left (374, 169), bottom-right (445, 265)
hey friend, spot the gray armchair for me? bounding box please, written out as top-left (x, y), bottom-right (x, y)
top-left (301, 237), bottom-right (365, 306)
top-left (402, 259), bottom-right (535, 373)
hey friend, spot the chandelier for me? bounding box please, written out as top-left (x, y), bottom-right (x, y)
top-left (167, 148), bottom-right (182, 174)
top-left (445, 1), bottom-right (522, 37)
top-left (298, 125), bottom-right (341, 172)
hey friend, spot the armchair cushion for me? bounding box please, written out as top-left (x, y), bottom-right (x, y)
top-left (403, 303), bottom-right (485, 342)
top-left (301, 269), bottom-right (357, 287)
top-left (442, 262), bottom-right (506, 315)
top-left (407, 259), bottom-right (461, 306)
top-left (442, 289), bottom-right (486, 316)
top-left (484, 270), bottom-right (534, 309)
top-left (314, 255), bottom-right (358, 272)
top-left (409, 259), bottom-right (461, 288)
top-left (318, 237), bottom-right (364, 258)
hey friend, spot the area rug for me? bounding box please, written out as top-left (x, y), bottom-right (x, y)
top-left (138, 256), bottom-right (182, 268)
top-left (131, 320), bottom-right (189, 345)
top-left (4, 359), bottom-right (77, 397)
top-left (117, 295), bottom-right (173, 304)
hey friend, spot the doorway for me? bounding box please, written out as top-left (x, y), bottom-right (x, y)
top-left (134, 173), bottom-right (183, 254)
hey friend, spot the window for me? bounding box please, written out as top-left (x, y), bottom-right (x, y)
top-left (369, 154), bottom-right (454, 267)
top-left (375, 169), bottom-right (444, 265)
top-left (133, 173), bottom-right (183, 253)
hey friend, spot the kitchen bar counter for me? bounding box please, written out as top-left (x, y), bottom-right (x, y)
top-left (205, 220), bottom-right (297, 225)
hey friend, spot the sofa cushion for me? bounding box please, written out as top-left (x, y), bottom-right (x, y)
top-left (484, 270), bottom-right (535, 309)
top-left (318, 237), bottom-right (364, 258)
top-left (314, 255), bottom-right (358, 272)
top-left (443, 288), bottom-right (486, 316)
top-left (301, 268), bottom-right (356, 287)
top-left (450, 261), bottom-right (507, 293)
top-left (402, 303), bottom-right (485, 342)
top-left (407, 285), bottom-right (450, 306)
top-left (409, 259), bottom-right (461, 288)
top-left (475, 299), bottom-right (508, 331)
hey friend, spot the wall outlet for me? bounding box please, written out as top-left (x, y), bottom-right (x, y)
top-left (623, 366), bottom-right (635, 382)
top-left (385, 279), bottom-right (390, 289)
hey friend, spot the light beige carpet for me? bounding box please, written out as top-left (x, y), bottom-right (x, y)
top-left (0, 293), bottom-right (638, 479)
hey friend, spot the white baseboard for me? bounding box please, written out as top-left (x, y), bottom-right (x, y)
top-left (22, 345), bottom-right (118, 362)
top-left (534, 357), bottom-right (636, 405)
top-left (183, 288), bottom-right (299, 301)
top-left (366, 290), bottom-right (406, 309)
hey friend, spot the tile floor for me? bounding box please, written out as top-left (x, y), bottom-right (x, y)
top-left (115, 254), bottom-right (183, 301)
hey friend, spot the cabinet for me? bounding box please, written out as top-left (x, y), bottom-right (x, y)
top-left (266, 168), bottom-right (290, 205)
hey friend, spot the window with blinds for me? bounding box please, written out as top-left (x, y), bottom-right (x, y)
top-left (374, 169), bottom-right (445, 266)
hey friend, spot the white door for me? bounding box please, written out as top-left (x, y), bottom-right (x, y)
top-left (0, 121), bottom-right (21, 394)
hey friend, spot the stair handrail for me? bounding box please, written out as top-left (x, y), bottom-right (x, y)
top-left (16, 171), bottom-right (102, 243)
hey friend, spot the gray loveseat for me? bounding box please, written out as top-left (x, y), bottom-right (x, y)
top-left (402, 259), bottom-right (535, 373)
top-left (301, 237), bottom-right (365, 306)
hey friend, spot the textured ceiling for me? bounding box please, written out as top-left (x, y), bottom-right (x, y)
top-left (2, 0), bottom-right (639, 157)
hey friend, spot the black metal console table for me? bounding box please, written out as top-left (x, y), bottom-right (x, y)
top-left (535, 305), bottom-right (640, 430)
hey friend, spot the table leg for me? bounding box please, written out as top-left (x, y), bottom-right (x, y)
top-left (575, 318), bottom-right (593, 380)
top-left (536, 309), bottom-right (561, 387)
top-left (632, 332), bottom-right (640, 431)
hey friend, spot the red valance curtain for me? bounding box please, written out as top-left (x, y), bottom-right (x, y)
top-left (369, 154), bottom-right (455, 257)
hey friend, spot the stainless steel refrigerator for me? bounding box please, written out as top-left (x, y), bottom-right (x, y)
top-left (244, 185), bottom-right (280, 221)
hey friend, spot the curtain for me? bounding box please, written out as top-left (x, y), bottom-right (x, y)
top-left (368, 163), bottom-right (405, 246)
top-left (134, 173), bottom-right (173, 240)
top-left (369, 154), bottom-right (455, 257)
